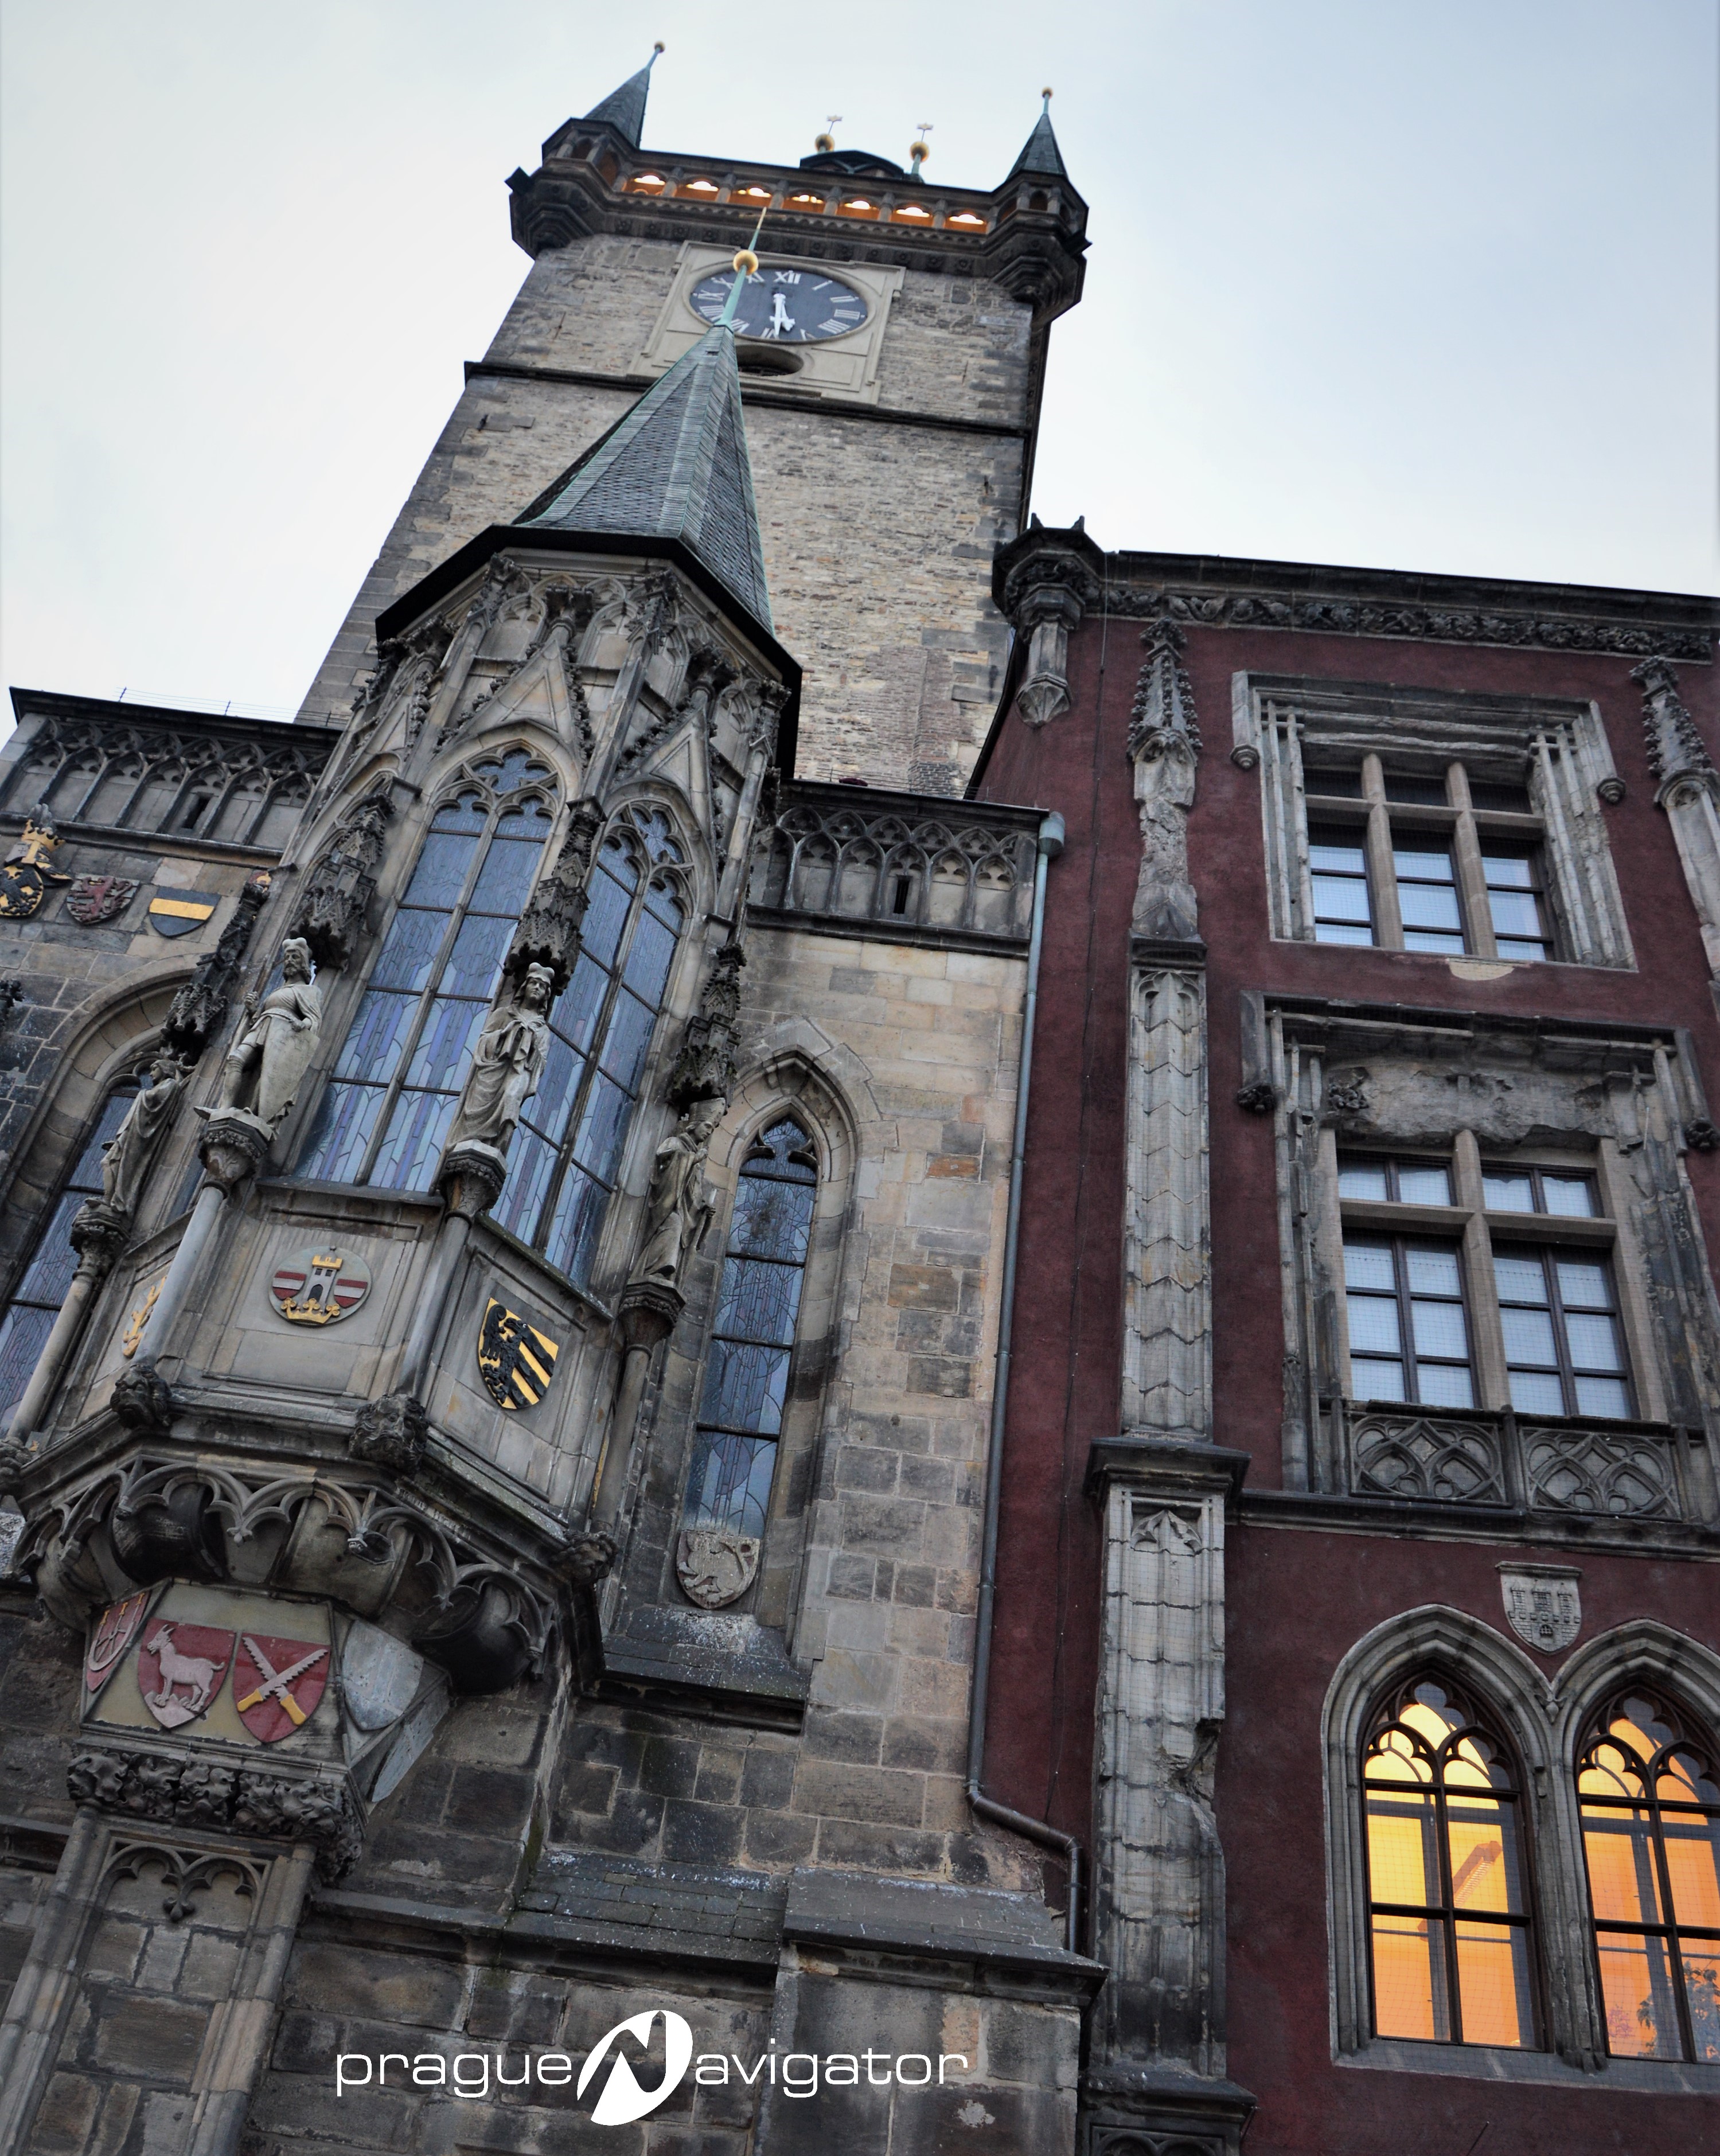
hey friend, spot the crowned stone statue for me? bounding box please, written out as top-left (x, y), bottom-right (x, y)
top-left (214, 937), bottom-right (323, 1130)
top-left (445, 962), bottom-right (553, 1156)
top-left (631, 1098), bottom-right (723, 1291)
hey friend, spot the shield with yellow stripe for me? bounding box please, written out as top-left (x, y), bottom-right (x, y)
top-left (477, 1296), bottom-right (560, 1411)
top-left (148, 886), bottom-right (217, 937)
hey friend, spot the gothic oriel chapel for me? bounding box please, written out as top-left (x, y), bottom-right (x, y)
top-left (0, 54), bottom-right (1717, 2156)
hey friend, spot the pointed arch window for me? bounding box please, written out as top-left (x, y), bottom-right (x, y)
top-left (1363, 1675), bottom-right (1539, 2048)
top-left (0, 1082), bottom-right (138, 1423)
top-left (680, 1117), bottom-right (818, 1543)
top-left (492, 805), bottom-right (688, 1287)
top-left (298, 751), bottom-right (556, 1191)
top-left (1577, 1689), bottom-right (1720, 2063)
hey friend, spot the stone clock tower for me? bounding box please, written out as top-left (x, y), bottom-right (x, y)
top-left (297, 57), bottom-right (1087, 792)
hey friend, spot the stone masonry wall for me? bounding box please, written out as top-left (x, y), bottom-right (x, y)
top-left (294, 232), bottom-right (1033, 789)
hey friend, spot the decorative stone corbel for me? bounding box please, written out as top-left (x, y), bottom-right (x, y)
top-left (1128, 619), bottom-right (1202, 942)
top-left (1633, 655), bottom-right (1720, 977)
top-left (997, 517), bottom-right (1105, 730)
top-left (287, 785), bottom-right (393, 970)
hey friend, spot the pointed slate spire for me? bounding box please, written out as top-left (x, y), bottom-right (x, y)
top-left (522, 293), bottom-right (773, 634)
top-left (1007, 88), bottom-right (1069, 181)
top-left (580, 43), bottom-right (662, 149)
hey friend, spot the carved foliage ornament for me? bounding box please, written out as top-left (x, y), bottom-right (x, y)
top-left (163, 870), bottom-right (272, 1059)
top-left (67, 1746), bottom-right (361, 1881)
top-left (286, 784), bottom-right (393, 969)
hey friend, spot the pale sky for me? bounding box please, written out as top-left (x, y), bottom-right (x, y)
top-left (1, 0), bottom-right (1714, 721)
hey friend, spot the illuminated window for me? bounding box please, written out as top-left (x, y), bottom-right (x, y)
top-left (787, 191), bottom-right (825, 209)
top-left (681, 1117), bottom-right (818, 1546)
top-left (0, 1083), bottom-right (138, 1423)
top-left (1494, 1246), bottom-right (1632, 1420)
top-left (734, 185), bottom-right (772, 200)
top-left (627, 173), bottom-right (666, 194)
top-left (297, 752), bottom-right (556, 1192)
top-left (677, 178), bottom-right (720, 197)
top-left (1343, 1233), bottom-right (1474, 1407)
top-left (891, 203), bottom-right (933, 221)
top-left (1364, 1677), bottom-right (1538, 2048)
top-left (1577, 1690), bottom-right (1720, 2063)
top-left (492, 806), bottom-right (687, 1287)
top-left (837, 197), bottom-right (877, 217)
top-left (947, 209), bottom-right (986, 229)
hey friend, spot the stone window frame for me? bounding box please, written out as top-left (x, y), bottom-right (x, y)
top-left (648, 1051), bottom-right (860, 1637)
top-left (1230, 673), bottom-right (1633, 971)
top-left (1247, 993), bottom-right (1720, 1527)
top-left (1325, 1608), bottom-right (1720, 2089)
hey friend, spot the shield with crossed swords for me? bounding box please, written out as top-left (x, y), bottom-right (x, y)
top-left (231, 1632), bottom-right (330, 1742)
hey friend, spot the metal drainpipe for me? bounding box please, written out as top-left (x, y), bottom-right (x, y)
top-left (965, 807), bottom-right (1083, 1954)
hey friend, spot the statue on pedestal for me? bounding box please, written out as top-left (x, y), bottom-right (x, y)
top-left (99, 1054), bottom-right (192, 1218)
top-left (214, 938), bottom-right (322, 1130)
top-left (631, 1098), bottom-right (723, 1291)
top-left (445, 964), bottom-right (553, 1156)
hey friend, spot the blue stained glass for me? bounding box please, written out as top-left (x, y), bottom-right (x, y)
top-left (552, 954), bottom-right (608, 1056)
top-left (684, 1429), bottom-right (777, 1538)
top-left (405, 829), bottom-right (481, 910)
top-left (714, 1256), bottom-right (804, 1348)
top-left (729, 1176), bottom-right (814, 1263)
top-left (493, 1126), bottom-right (560, 1241)
top-left (439, 913), bottom-right (512, 1000)
top-left (431, 791), bottom-right (489, 833)
top-left (701, 1338), bottom-right (791, 1436)
top-left (11, 1191), bottom-right (86, 1309)
top-left (469, 817), bottom-right (551, 914)
top-left (598, 990), bottom-right (656, 1093)
top-left (546, 1163), bottom-right (609, 1284)
top-left (524, 1034), bottom-right (586, 1137)
top-left (624, 909), bottom-right (677, 1007)
top-left (572, 1074), bottom-right (631, 1182)
top-left (297, 1081), bottom-right (388, 1184)
top-left (404, 998), bottom-right (487, 1091)
top-left (645, 875), bottom-right (685, 930)
top-left (370, 1089), bottom-right (458, 1192)
top-left (581, 862), bottom-right (633, 968)
top-left (334, 992), bottom-right (419, 1081)
top-left (0, 1305), bottom-right (56, 1422)
top-left (369, 909), bottom-right (450, 995)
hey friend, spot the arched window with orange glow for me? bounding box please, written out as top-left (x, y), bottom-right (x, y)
top-left (1577, 1689), bottom-right (1720, 2063)
top-left (1363, 1676), bottom-right (1539, 2048)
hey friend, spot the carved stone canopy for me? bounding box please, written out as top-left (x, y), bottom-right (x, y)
top-left (286, 785), bottom-right (394, 969)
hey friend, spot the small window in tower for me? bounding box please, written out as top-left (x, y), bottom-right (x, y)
top-left (787, 191), bottom-right (825, 209)
top-left (629, 173), bottom-right (666, 193)
top-left (678, 177), bottom-right (720, 197)
top-left (735, 184), bottom-right (772, 201)
top-left (947, 209), bottom-right (986, 229)
top-left (891, 202), bottom-right (934, 221)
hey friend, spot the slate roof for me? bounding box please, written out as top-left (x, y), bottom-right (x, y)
top-left (1007, 103), bottom-right (1070, 181)
top-left (579, 53), bottom-right (658, 149)
top-left (521, 316), bottom-right (774, 634)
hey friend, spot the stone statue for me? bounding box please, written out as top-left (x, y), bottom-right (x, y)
top-left (446, 964), bottom-right (553, 1155)
top-left (214, 938), bottom-right (322, 1129)
top-left (100, 1054), bottom-right (190, 1216)
top-left (631, 1098), bottom-right (723, 1289)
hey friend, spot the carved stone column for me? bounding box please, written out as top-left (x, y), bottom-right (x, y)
top-left (997, 518), bottom-right (1104, 730)
top-left (1083, 1437), bottom-right (1252, 2155)
top-left (1634, 656), bottom-right (1720, 978)
top-left (1128, 621), bottom-right (1202, 943)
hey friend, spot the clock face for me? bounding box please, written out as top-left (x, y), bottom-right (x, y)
top-left (688, 265), bottom-right (869, 345)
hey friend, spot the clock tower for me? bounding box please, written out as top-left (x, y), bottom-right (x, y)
top-left (296, 59), bottom-right (1087, 792)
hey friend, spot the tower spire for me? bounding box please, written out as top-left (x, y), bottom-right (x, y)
top-left (579, 42), bottom-right (664, 149)
top-left (520, 238), bottom-right (773, 635)
top-left (1005, 85), bottom-right (1069, 182)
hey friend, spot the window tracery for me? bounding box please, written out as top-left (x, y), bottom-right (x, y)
top-left (491, 802), bottom-right (689, 1286)
top-left (297, 751), bottom-right (556, 1191)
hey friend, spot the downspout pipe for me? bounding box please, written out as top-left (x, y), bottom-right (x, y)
top-left (966, 807), bottom-right (1082, 1954)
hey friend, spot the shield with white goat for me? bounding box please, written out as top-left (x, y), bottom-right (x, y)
top-left (136, 1620), bottom-right (235, 1730)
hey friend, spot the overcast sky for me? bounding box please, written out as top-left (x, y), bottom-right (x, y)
top-left (1, 1), bottom-right (1714, 721)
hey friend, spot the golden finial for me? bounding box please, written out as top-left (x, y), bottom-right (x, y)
top-left (1041, 87), bottom-right (1054, 108)
top-left (909, 122), bottom-right (933, 176)
top-left (814, 112), bottom-right (841, 153)
top-left (653, 40), bottom-right (665, 53)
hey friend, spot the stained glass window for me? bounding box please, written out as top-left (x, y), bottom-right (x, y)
top-left (1364, 1677), bottom-right (1538, 2048)
top-left (0, 1084), bottom-right (138, 1424)
top-left (1578, 1690), bottom-right (1720, 2063)
top-left (296, 752), bottom-right (556, 1194)
top-left (681, 1118), bottom-right (818, 1546)
top-left (492, 806), bottom-right (687, 1288)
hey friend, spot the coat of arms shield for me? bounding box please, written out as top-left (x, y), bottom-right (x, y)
top-left (85, 1589), bottom-right (154, 1693)
top-left (136, 1618), bottom-right (235, 1729)
top-left (477, 1297), bottom-right (560, 1410)
top-left (231, 1631), bottom-right (330, 1741)
top-left (269, 1247), bottom-right (372, 1325)
top-left (676, 1526), bottom-right (762, 1609)
top-left (64, 875), bottom-right (140, 927)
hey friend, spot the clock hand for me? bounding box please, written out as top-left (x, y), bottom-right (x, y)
top-left (769, 292), bottom-right (794, 338)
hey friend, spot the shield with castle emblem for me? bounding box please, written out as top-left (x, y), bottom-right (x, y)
top-left (1499, 1564), bottom-right (1582, 1654)
top-left (477, 1297), bottom-right (560, 1410)
top-left (270, 1247), bottom-right (371, 1325)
